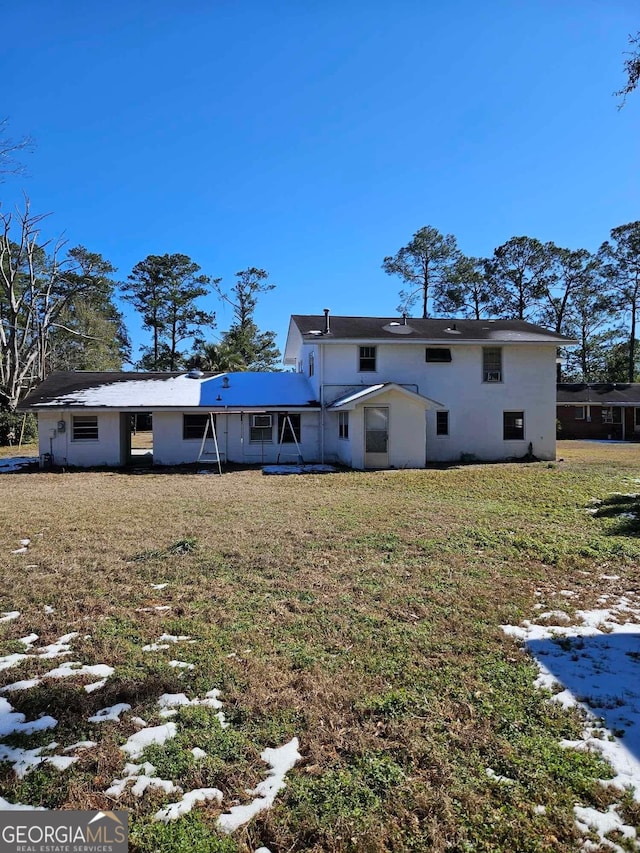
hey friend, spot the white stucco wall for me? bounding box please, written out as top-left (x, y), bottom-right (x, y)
top-left (38, 411), bottom-right (123, 467)
top-left (310, 341), bottom-right (558, 462)
top-left (152, 411), bottom-right (321, 465)
top-left (344, 388), bottom-right (428, 469)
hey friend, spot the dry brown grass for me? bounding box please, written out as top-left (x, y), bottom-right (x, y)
top-left (0, 441), bottom-right (638, 851)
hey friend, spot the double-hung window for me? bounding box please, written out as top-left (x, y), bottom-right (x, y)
top-left (436, 411), bottom-right (449, 436)
top-left (338, 411), bottom-right (349, 440)
top-left (72, 415), bottom-right (98, 441)
top-left (359, 346), bottom-right (376, 372)
top-left (601, 407), bottom-right (621, 425)
top-left (250, 414), bottom-right (273, 442)
top-left (503, 411), bottom-right (525, 440)
top-left (483, 347), bottom-right (502, 382)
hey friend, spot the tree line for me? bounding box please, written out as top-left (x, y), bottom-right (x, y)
top-left (0, 203), bottom-right (281, 412)
top-left (382, 223), bottom-right (640, 384)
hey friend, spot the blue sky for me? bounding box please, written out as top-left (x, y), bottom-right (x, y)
top-left (2, 0), bottom-right (639, 364)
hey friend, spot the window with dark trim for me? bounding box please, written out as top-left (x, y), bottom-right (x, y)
top-left (503, 411), bottom-right (524, 440)
top-left (601, 406), bottom-right (621, 424)
top-left (250, 414), bottom-right (273, 442)
top-left (426, 348), bottom-right (452, 363)
top-left (483, 347), bottom-right (502, 382)
top-left (309, 352), bottom-right (314, 377)
top-left (72, 415), bottom-right (98, 441)
top-left (183, 414), bottom-right (211, 440)
top-left (359, 346), bottom-right (376, 372)
top-left (338, 411), bottom-right (349, 439)
top-left (277, 413), bottom-right (301, 443)
top-left (436, 411), bottom-right (449, 436)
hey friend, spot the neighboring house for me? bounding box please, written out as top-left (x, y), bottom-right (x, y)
top-left (557, 383), bottom-right (640, 441)
top-left (20, 312), bottom-right (575, 469)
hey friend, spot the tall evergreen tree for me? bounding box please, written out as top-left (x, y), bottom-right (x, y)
top-left (484, 236), bottom-right (555, 322)
top-left (123, 253), bottom-right (216, 371)
top-left (598, 222), bottom-right (640, 383)
top-left (212, 268), bottom-right (281, 371)
top-left (382, 226), bottom-right (462, 318)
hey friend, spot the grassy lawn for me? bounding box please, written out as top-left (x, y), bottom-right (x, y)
top-left (0, 441), bottom-right (639, 852)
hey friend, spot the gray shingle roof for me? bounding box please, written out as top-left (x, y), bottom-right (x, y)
top-left (557, 383), bottom-right (640, 405)
top-left (291, 315), bottom-right (576, 344)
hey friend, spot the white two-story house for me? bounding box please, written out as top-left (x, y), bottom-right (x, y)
top-left (20, 311), bottom-right (574, 469)
top-left (283, 312), bottom-right (575, 468)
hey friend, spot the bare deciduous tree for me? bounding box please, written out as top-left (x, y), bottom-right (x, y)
top-left (0, 118), bottom-right (33, 180)
top-left (0, 200), bottom-right (117, 409)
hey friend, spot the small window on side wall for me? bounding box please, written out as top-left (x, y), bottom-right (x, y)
top-left (277, 413), bottom-right (301, 443)
top-left (426, 348), bottom-right (452, 363)
top-left (503, 411), bottom-right (524, 440)
top-left (436, 411), bottom-right (449, 436)
top-left (574, 406), bottom-right (585, 420)
top-left (72, 415), bottom-right (98, 441)
top-left (183, 414), bottom-right (211, 440)
top-left (338, 411), bottom-right (349, 440)
top-left (250, 414), bottom-right (273, 443)
top-left (359, 346), bottom-right (376, 372)
top-left (309, 352), bottom-right (314, 377)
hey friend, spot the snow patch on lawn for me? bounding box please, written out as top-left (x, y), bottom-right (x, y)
top-left (142, 634), bottom-right (191, 652)
top-left (503, 584), bottom-right (640, 848)
top-left (156, 689), bottom-right (227, 727)
top-left (574, 805), bottom-right (637, 852)
top-left (217, 738), bottom-right (301, 833)
top-left (88, 703), bottom-right (131, 724)
top-left (154, 787), bottom-right (223, 823)
top-left (106, 761), bottom-right (181, 799)
top-left (0, 611), bottom-right (20, 623)
top-left (120, 723), bottom-right (178, 760)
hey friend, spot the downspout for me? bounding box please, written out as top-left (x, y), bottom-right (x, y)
top-left (320, 343), bottom-right (325, 463)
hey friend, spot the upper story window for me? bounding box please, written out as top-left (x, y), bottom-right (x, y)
top-left (359, 346), bottom-right (376, 372)
top-left (426, 348), bottom-right (452, 363)
top-left (483, 347), bottom-right (502, 382)
top-left (309, 352), bottom-right (314, 377)
top-left (72, 415), bottom-right (98, 441)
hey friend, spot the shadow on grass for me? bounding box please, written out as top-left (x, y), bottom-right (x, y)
top-left (593, 494), bottom-right (640, 536)
top-left (527, 632), bottom-right (640, 764)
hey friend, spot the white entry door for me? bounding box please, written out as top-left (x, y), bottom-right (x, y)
top-left (364, 406), bottom-right (389, 469)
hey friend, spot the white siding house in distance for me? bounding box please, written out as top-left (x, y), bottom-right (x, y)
top-left (20, 312), bottom-right (575, 469)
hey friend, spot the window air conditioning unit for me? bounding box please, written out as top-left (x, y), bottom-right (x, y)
top-left (252, 414), bottom-right (272, 428)
top-left (486, 371), bottom-right (501, 382)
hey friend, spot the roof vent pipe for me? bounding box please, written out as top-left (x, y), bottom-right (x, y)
top-left (402, 312), bottom-right (407, 326)
top-left (323, 308), bottom-right (330, 334)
